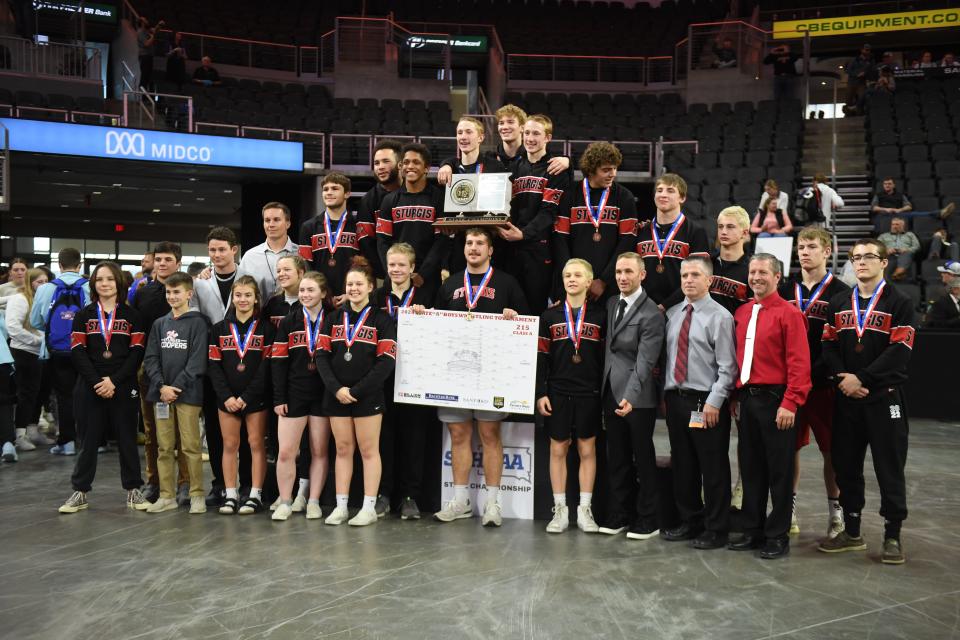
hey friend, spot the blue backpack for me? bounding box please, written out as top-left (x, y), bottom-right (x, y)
top-left (45, 278), bottom-right (88, 355)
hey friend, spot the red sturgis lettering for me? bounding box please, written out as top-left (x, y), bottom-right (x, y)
top-left (710, 276), bottom-right (747, 300)
top-left (542, 188), bottom-right (563, 205)
top-left (889, 326), bottom-right (915, 348)
top-left (218, 335), bottom-right (266, 350)
top-left (289, 330), bottom-right (308, 346)
top-left (311, 232), bottom-right (360, 251)
top-left (835, 310), bottom-right (893, 333)
top-left (512, 176), bottom-right (547, 198)
top-left (637, 239), bottom-right (690, 259)
top-left (571, 207), bottom-right (620, 223)
top-left (452, 286), bottom-right (497, 301)
top-left (85, 319), bottom-right (132, 334)
top-left (392, 206), bottom-right (436, 222)
top-left (549, 322), bottom-right (602, 341)
top-left (805, 300), bottom-right (829, 321)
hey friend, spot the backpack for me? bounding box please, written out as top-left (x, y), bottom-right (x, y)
top-left (44, 277), bottom-right (88, 355)
top-left (798, 187), bottom-right (825, 224)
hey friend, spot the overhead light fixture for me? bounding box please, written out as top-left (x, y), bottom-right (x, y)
top-left (112, 183), bottom-right (122, 187)
top-left (173, 203), bottom-right (182, 207)
top-left (60, 204), bottom-right (69, 208)
top-left (92, 191), bottom-right (102, 195)
top-left (188, 177), bottom-right (197, 182)
top-left (223, 189), bottom-right (233, 193)
top-left (152, 208), bottom-right (161, 213)
top-left (196, 197), bottom-right (205, 201)
top-left (148, 221), bottom-right (155, 226)
top-left (83, 219), bottom-right (91, 223)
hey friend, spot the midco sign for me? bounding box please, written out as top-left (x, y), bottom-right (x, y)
top-left (0, 119), bottom-right (303, 171)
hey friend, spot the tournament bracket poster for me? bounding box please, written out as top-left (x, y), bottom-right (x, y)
top-left (440, 422), bottom-right (535, 520)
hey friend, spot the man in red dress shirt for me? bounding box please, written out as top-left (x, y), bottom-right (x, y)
top-left (727, 253), bottom-right (811, 559)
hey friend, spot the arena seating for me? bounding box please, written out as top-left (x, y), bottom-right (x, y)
top-left (864, 74), bottom-right (960, 306)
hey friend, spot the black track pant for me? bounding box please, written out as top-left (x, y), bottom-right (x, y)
top-left (71, 383), bottom-right (142, 492)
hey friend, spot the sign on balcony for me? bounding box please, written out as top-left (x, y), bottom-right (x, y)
top-left (405, 35), bottom-right (488, 53)
top-left (0, 119), bottom-right (303, 171)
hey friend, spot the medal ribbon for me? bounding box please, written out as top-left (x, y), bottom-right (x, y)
top-left (651, 213), bottom-right (686, 261)
top-left (324, 210), bottom-right (348, 256)
top-left (563, 299), bottom-right (586, 353)
top-left (794, 272), bottom-right (834, 316)
top-left (97, 302), bottom-right (116, 351)
top-left (229, 319), bottom-right (258, 360)
top-left (851, 279), bottom-right (886, 341)
top-left (386, 286), bottom-right (416, 318)
top-left (463, 266), bottom-right (494, 313)
top-left (343, 305), bottom-right (372, 350)
top-left (302, 308), bottom-right (324, 356)
top-left (582, 178), bottom-right (610, 234)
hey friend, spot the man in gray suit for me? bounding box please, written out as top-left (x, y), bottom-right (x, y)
top-left (599, 251), bottom-right (666, 539)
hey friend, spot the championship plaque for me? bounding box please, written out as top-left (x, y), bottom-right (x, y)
top-left (436, 172), bottom-right (512, 228)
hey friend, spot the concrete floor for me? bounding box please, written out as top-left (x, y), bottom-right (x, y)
top-left (1, 419), bottom-right (958, 640)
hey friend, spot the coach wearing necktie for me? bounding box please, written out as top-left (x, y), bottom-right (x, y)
top-left (598, 252), bottom-right (665, 540)
top-left (728, 253), bottom-right (811, 559)
top-left (661, 256), bottom-right (738, 550)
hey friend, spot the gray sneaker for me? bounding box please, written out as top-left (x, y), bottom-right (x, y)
top-left (127, 488), bottom-right (150, 511)
top-left (818, 531), bottom-right (867, 553)
top-left (375, 494), bottom-right (389, 519)
top-left (176, 483), bottom-right (190, 506)
top-left (400, 497), bottom-right (420, 520)
top-left (881, 538), bottom-right (905, 564)
top-left (1, 441), bottom-right (17, 462)
top-left (59, 491), bottom-right (88, 514)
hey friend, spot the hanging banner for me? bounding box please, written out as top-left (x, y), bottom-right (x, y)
top-left (773, 8), bottom-right (960, 39)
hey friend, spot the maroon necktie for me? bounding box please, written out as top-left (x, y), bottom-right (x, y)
top-left (674, 304), bottom-right (693, 385)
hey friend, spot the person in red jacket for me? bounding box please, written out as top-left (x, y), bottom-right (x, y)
top-left (727, 253), bottom-right (811, 560)
top-left (208, 276), bottom-right (275, 515)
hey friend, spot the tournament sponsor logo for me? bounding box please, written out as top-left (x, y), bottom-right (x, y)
top-left (397, 391), bottom-right (422, 399)
top-left (426, 392), bottom-right (458, 402)
top-left (508, 400), bottom-right (530, 411)
top-left (451, 178), bottom-right (477, 206)
top-left (492, 396), bottom-right (505, 409)
top-left (106, 131), bottom-right (145, 156)
top-left (442, 445), bottom-right (533, 485)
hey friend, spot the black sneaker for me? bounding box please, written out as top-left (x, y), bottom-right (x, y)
top-left (881, 538), bottom-right (905, 564)
top-left (206, 487), bottom-right (225, 507)
top-left (141, 484), bottom-right (159, 503)
top-left (758, 537), bottom-right (789, 559)
top-left (375, 495), bottom-right (389, 519)
top-left (400, 496), bottom-right (420, 520)
top-left (661, 523), bottom-right (702, 541)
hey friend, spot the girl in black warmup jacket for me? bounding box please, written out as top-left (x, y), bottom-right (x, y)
top-left (208, 276), bottom-right (275, 515)
top-left (270, 271), bottom-right (331, 522)
top-left (317, 257), bottom-right (397, 527)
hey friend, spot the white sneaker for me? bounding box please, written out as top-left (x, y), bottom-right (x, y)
top-left (827, 515), bottom-right (845, 539)
top-left (577, 505), bottom-right (599, 533)
top-left (546, 505), bottom-right (569, 533)
top-left (58, 490), bottom-right (88, 513)
top-left (269, 496), bottom-right (281, 511)
top-left (731, 480), bottom-right (743, 510)
top-left (434, 499), bottom-right (472, 523)
top-left (291, 495), bottom-right (307, 512)
top-left (189, 496), bottom-right (207, 514)
top-left (146, 497), bottom-right (178, 513)
top-left (305, 503), bottom-right (322, 520)
top-left (481, 501), bottom-right (502, 527)
top-left (790, 510), bottom-right (800, 535)
top-left (348, 507), bottom-right (378, 526)
top-left (15, 435), bottom-right (36, 452)
top-left (26, 425), bottom-right (53, 446)
top-left (38, 415), bottom-right (50, 429)
top-left (325, 504), bottom-right (349, 525)
top-left (272, 503), bottom-right (293, 521)
top-left (1, 441), bottom-right (17, 462)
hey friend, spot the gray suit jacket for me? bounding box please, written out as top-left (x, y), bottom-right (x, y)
top-left (192, 275), bottom-right (231, 325)
top-left (602, 289), bottom-right (665, 409)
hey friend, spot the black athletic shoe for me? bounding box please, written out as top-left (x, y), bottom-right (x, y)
top-left (141, 484), bottom-right (160, 503)
top-left (661, 523), bottom-right (702, 541)
top-left (727, 534), bottom-right (764, 551)
top-left (206, 487), bottom-right (225, 507)
top-left (758, 537), bottom-right (790, 559)
top-left (691, 531), bottom-right (728, 550)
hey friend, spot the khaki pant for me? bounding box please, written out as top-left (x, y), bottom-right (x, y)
top-left (156, 402), bottom-right (204, 499)
top-left (139, 366), bottom-right (188, 487)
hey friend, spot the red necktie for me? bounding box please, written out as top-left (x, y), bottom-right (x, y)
top-left (674, 304), bottom-right (693, 385)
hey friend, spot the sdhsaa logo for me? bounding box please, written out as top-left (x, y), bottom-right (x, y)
top-left (106, 131), bottom-right (145, 157)
top-left (442, 445), bottom-right (532, 484)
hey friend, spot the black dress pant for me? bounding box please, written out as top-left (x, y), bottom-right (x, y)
top-left (738, 386), bottom-right (794, 541)
top-left (833, 388), bottom-right (909, 526)
top-left (203, 376), bottom-right (251, 490)
top-left (0, 363), bottom-right (15, 445)
top-left (603, 390), bottom-right (658, 529)
top-left (394, 402), bottom-right (431, 501)
top-left (71, 382), bottom-right (142, 492)
top-left (11, 348), bottom-right (41, 429)
top-left (50, 355), bottom-right (77, 444)
top-left (665, 390), bottom-right (731, 534)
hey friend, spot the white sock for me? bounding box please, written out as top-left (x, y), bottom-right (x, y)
top-left (336, 494), bottom-right (348, 508)
top-left (454, 485), bottom-right (469, 504)
top-left (308, 498), bottom-right (319, 506)
top-left (580, 492), bottom-right (592, 507)
top-left (828, 497), bottom-right (842, 517)
top-left (486, 486), bottom-right (500, 505)
top-left (249, 488), bottom-right (261, 500)
top-left (297, 478), bottom-right (309, 498)
top-left (225, 488), bottom-right (238, 499)
top-left (15, 427), bottom-right (25, 438)
top-left (553, 493), bottom-right (566, 507)
top-left (363, 495), bottom-right (376, 510)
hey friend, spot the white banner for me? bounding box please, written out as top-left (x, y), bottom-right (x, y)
top-left (754, 236), bottom-right (794, 274)
top-left (440, 421), bottom-right (535, 520)
top-left (394, 308), bottom-right (539, 414)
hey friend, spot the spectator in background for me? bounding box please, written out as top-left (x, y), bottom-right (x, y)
top-left (873, 66), bottom-right (896, 96)
top-left (912, 51), bottom-right (936, 69)
top-left (758, 179), bottom-right (789, 214)
top-left (843, 43), bottom-right (874, 115)
top-left (941, 52), bottom-right (958, 67)
top-left (809, 174), bottom-right (844, 230)
top-left (136, 16), bottom-right (163, 90)
top-left (929, 228), bottom-right (960, 262)
top-left (0, 258), bottom-right (27, 310)
top-left (926, 276), bottom-right (960, 328)
top-left (763, 43), bottom-right (800, 102)
top-left (871, 177), bottom-right (955, 234)
top-left (192, 56), bottom-right (221, 87)
top-left (165, 32), bottom-right (188, 88)
top-left (712, 38), bottom-right (737, 69)
top-left (5, 268), bottom-right (51, 452)
top-left (128, 251), bottom-right (154, 304)
top-left (936, 261), bottom-right (960, 286)
top-left (187, 261), bottom-right (207, 278)
top-left (878, 217), bottom-right (920, 280)
top-left (751, 198), bottom-right (794, 238)
top-left (878, 51), bottom-right (900, 72)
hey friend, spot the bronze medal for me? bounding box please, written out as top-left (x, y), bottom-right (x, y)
top-left (307, 360), bottom-right (317, 371)
top-left (571, 352), bottom-right (582, 364)
top-left (854, 342), bottom-right (864, 353)
top-left (236, 362), bottom-right (246, 372)
top-left (592, 231), bottom-right (601, 242)
top-left (328, 257), bottom-right (336, 268)
top-left (466, 311), bottom-right (473, 321)
top-left (656, 262), bottom-right (665, 273)
top-left (102, 350), bottom-right (113, 359)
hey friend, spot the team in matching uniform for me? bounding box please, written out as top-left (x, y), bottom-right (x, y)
top-left (49, 105), bottom-right (916, 562)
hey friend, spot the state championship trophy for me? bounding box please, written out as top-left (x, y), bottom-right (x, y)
top-left (435, 172), bottom-right (512, 229)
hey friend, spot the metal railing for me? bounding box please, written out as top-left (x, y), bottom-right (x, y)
top-left (123, 90), bottom-right (193, 131)
top-left (685, 21), bottom-right (769, 80)
top-left (333, 17), bottom-right (452, 82)
top-left (657, 140), bottom-right (700, 176)
top-left (507, 54), bottom-right (650, 84)
top-left (0, 122), bottom-right (8, 211)
top-left (0, 35), bottom-right (101, 82)
top-left (286, 130), bottom-right (325, 165)
top-left (156, 29), bottom-right (298, 74)
top-left (319, 30), bottom-right (335, 75)
top-left (760, 0), bottom-right (918, 22)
